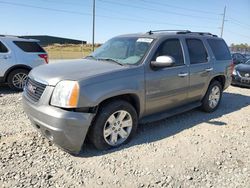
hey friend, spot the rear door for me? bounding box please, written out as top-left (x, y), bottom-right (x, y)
top-left (12, 41), bottom-right (48, 65)
top-left (145, 38), bottom-right (189, 115)
top-left (185, 38), bottom-right (212, 101)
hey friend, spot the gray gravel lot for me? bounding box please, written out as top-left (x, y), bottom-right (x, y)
top-left (0, 85), bottom-right (249, 188)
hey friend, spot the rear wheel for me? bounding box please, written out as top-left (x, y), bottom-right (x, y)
top-left (7, 69), bottom-right (29, 91)
top-left (201, 81), bottom-right (222, 113)
top-left (88, 100), bottom-right (138, 150)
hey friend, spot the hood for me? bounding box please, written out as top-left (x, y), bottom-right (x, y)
top-left (29, 59), bottom-right (126, 86)
top-left (235, 63), bottom-right (250, 72)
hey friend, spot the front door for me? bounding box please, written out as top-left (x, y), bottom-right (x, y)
top-left (145, 38), bottom-right (189, 115)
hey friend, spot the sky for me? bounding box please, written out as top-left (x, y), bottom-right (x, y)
top-left (0, 0), bottom-right (249, 45)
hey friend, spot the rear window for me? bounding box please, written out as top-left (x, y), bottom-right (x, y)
top-left (207, 39), bottom-right (231, 60)
top-left (13, 41), bottom-right (45, 53)
top-left (0, 41), bottom-right (8, 53)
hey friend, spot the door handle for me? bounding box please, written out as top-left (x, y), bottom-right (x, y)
top-left (205, 68), bottom-right (213, 72)
top-left (3, 55), bottom-right (10, 59)
top-left (178, 72), bottom-right (189, 77)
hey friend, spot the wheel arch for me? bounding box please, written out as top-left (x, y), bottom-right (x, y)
top-left (209, 75), bottom-right (226, 89)
top-left (97, 94), bottom-right (141, 117)
top-left (4, 65), bottom-right (32, 82)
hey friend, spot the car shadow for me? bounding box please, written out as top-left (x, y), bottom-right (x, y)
top-left (0, 85), bottom-right (20, 95)
top-left (231, 84), bottom-right (250, 89)
top-left (78, 91), bottom-right (250, 158)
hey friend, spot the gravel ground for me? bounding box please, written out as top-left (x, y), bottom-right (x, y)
top-left (0, 85), bottom-right (249, 188)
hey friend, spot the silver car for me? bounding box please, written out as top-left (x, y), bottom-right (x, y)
top-left (0, 35), bottom-right (48, 90)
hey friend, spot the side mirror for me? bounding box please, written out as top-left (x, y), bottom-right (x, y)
top-left (151, 56), bottom-right (175, 68)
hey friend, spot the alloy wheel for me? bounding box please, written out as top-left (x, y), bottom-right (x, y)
top-left (208, 85), bottom-right (221, 109)
top-left (103, 110), bottom-right (133, 146)
top-left (12, 73), bottom-right (28, 89)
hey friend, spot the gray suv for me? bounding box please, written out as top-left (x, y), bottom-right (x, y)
top-left (22, 30), bottom-right (232, 154)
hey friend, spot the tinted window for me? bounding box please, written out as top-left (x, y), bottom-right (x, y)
top-left (207, 39), bottom-right (231, 60)
top-left (14, 41), bottom-right (45, 53)
top-left (0, 41), bottom-right (8, 53)
top-left (186, 39), bottom-right (208, 64)
top-left (154, 39), bottom-right (184, 66)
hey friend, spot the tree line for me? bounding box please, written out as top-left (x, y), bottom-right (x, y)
top-left (230, 43), bottom-right (250, 53)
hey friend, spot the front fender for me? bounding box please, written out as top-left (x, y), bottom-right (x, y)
top-left (78, 73), bottom-right (145, 117)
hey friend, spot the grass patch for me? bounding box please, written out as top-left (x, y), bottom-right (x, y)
top-left (44, 44), bottom-right (100, 59)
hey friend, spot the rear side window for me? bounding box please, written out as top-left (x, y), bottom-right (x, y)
top-left (207, 39), bottom-right (231, 60)
top-left (186, 39), bottom-right (208, 64)
top-left (154, 39), bottom-right (184, 66)
top-left (0, 41), bottom-right (8, 53)
top-left (13, 41), bottom-right (45, 53)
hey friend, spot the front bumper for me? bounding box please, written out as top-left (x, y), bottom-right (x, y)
top-left (22, 94), bottom-right (95, 154)
top-left (232, 75), bottom-right (250, 88)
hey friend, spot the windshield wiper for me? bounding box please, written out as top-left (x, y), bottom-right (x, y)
top-left (97, 58), bottom-right (124, 66)
top-left (85, 55), bottom-right (97, 60)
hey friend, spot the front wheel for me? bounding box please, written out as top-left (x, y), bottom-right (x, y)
top-left (7, 69), bottom-right (29, 91)
top-left (201, 81), bottom-right (222, 113)
top-left (88, 100), bottom-right (138, 150)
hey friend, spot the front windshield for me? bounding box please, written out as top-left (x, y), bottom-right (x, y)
top-left (90, 37), bottom-right (154, 65)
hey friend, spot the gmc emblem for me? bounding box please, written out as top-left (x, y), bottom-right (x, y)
top-left (27, 83), bottom-right (36, 94)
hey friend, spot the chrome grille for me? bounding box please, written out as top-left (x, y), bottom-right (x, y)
top-left (25, 78), bottom-right (46, 102)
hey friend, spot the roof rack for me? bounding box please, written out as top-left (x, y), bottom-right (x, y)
top-left (188, 32), bottom-right (218, 37)
top-left (147, 30), bottom-right (191, 35)
top-left (146, 30), bottom-right (217, 37)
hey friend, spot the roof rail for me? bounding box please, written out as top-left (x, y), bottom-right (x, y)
top-left (0, 34), bottom-right (20, 38)
top-left (147, 30), bottom-right (191, 35)
top-left (188, 32), bottom-right (218, 37)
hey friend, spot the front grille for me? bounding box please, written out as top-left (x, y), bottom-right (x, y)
top-left (238, 71), bottom-right (250, 78)
top-left (25, 78), bottom-right (47, 102)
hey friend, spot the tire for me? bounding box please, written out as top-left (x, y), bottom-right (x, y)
top-left (7, 69), bottom-right (29, 91)
top-left (201, 81), bottom-right (222, 113)
top-left (88, 100), bottom-right (138, 150)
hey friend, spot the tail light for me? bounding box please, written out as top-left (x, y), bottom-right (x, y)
top-left (38, 54), bottom-right (49, 64)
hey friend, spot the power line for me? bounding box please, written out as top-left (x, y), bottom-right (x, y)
top-left (0, 1), bottom-right (91, 16)
top-left (228, 21), bottom-right (250, 30)
top-left (226, 30), bottom-right (250, 40)
top-left (0, 1), bottom-right (217, 29)
top-left (39, 0), bottom-right (221, 22)
top-left (137, 0), bottom-right (219, 15)
top-left (98, 0), bottom-right (220, 21)
top-left (228, 18), bottom-right (250, 30)
top-left (39, 0), bottom-right (220, 23)
top-left (41, 0), bottom-right (125, 15)
top-left (42, 0), bottom-right (87, 6)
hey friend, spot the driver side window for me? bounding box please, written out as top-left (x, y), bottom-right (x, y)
top-left (153, 39), bottom-right (184, 66)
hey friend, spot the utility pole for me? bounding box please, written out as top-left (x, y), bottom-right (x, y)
top-left (92, 0), bottom-right (96, 52)
top-left (220, 6), bottom-right (226, 37)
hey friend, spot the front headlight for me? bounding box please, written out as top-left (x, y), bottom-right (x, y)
top-left (232, 69), bottom-right (237, 76)
top-left (51, 80), bottom-right (80, 108)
